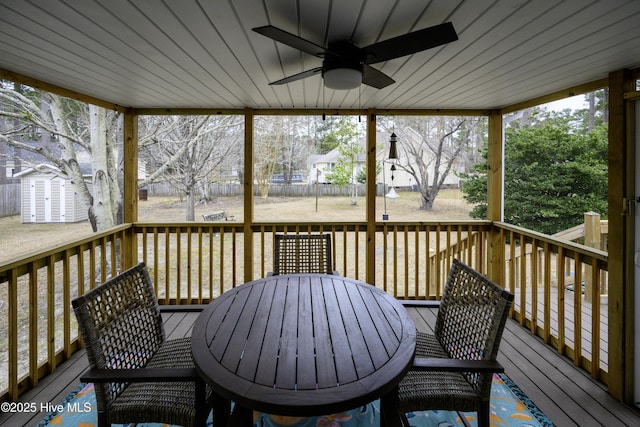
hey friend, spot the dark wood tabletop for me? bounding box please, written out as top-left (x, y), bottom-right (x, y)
top-left (191, 273), bottom-right (416, 426)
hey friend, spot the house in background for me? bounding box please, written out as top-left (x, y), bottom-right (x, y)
top-left (309, 128), bottom-right (464, 190)
top-left (15, 163), bottom-right (91, 224)
top-left (309, 148), bottom-right (366, 184)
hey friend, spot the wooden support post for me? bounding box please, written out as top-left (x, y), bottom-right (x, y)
top-left (607, 68), bottom-right (634, 402)
top-left (366, 109), bottom-right (377, 285)
top-left (244, 108), bottom-right (255, 283)
top-left (122, 111), bottom-right (138, 270)
top-left (487, 110), bottom-right (504, 284)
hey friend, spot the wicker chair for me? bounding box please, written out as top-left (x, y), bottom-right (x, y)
top-left (72, 262), bottom-right (217, 427)
top-left (271, 233), bottom-right (339, 275)
top-left (396, 259), bottom-right (514, 427)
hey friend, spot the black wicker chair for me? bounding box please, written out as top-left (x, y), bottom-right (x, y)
top-left (396, 259), bottom-right (514, 427)
top-left (271, 233), bottom-right (339, 275)
top-left (72, 262), bottom-right (218, 427)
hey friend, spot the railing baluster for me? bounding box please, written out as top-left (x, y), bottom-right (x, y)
top-left (219, 227), bottom-right (225, 291)
top-left (354, 224), bottom-right (359, 279)
top-left (435, 224), bottom-right (441, 297)
top-left (8, 267), bottom-right (18, 400)
top-left (209, 227), bottom-right (214, 300)
top-left (392, 225), bottom-right (398, 297)
top-left (403, 225), bottom-right (409, 298)
top-left (176, 227), bottom-right (182, 303)
top-left (28, 263), bottom-right (38, 388)
top-left (414, 226), bottom-right (420, 299)
top-left (543, 242), bottom-right (551, 344)
top-left (573, 253), bottom-right (583, 367)
top-left (231, 227), bottom-right (237, 287)
top-left (557, 247), bottom-right (566, 355)
top-left (425, 225), bottom-right (431, 298)
top-left (197, 226), bottom-right (203, 304)
top-left (0, 220), bottom-right (610, 402)
top-left (164, 226), bottom-right (170, 304)
top-left (63, 250), bottom-right (71, 358)
top-left (591, 259), bottom-right (601, 379)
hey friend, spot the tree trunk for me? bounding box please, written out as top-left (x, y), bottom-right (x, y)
top-left (48, 97), bottom-right (96, 228)
top-left (186, 191), bottom-right (195, 221)
top-left (421, 193), bottom-right (435, 210)
top-left (89, 105), bottom-right (118, 231)
top-left (588, 92), bottom-right (596, 131)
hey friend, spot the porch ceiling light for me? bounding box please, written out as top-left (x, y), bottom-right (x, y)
top-left (323, 68), bottom-right (362, 90)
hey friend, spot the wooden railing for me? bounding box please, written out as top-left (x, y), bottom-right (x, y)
top-left (0, 225), bottom-right (127, 401)
top-left (133, 221), bottom-right (491, 303)
top-left (494, 222), bottom-right (609, 382)
top-left (0, 220), bottom-right (608, 402)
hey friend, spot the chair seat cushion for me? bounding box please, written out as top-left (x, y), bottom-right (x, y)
top-left (399, 331), bottom-right (483, 413)
top-left (398, 369), bottom-right (482, 414)
top-left (107, 337), bottom-right (211, 427)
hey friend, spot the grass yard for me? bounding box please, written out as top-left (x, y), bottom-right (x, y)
top-left (0, 189), bottom-right (473, 264)
top-left (0, 189), bottom-right (473, 390)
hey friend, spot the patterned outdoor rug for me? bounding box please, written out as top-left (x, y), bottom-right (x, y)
top-left (37, 373), bottom-right (553, 427)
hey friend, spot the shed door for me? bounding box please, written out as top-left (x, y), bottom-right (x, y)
top-left (59, 180), bottom-right (66, 222)
top-left (29, 179), bottom-right (51, 222)
top-left (29, 179), bottom-right (36, 222)
top-left (44, 179), bottom-right (51, 222)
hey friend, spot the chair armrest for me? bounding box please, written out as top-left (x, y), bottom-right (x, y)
top-left (400, 300), bottom-right (440, 308)
top-left (80, 367), bottom-right (202, 383)
top-left (411, 358), bottom-right (504, 374)
top-left (159, 304), bottom-right (207, 313)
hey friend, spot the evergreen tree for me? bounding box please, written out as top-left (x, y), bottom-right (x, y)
top-left (461, 111), bottom-right (608, 235)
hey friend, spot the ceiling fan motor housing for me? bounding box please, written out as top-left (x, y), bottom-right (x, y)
top-left (321, 41), bottom-right (364, 89)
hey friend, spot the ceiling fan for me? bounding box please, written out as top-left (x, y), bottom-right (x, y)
top-left (253, 22), bottom-right (457, 90)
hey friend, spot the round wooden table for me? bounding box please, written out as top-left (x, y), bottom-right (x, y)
top-left (191, 273), bottom-right (416, 426)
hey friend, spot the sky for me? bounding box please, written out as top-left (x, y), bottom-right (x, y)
top-left (545, 94), bottom-right (587, 112)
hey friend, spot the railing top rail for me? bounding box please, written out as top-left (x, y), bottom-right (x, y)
top-left (495, 222), bottom-right (608, 264)
top-left (0, 223), bottom-right (131, 274)
top-left (132, 220), bottom-right (493, 231)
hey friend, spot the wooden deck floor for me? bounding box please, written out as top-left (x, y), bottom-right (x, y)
top-left (2, 307), bottom-right (640, 427)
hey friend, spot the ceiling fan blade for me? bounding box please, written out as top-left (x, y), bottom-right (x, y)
top-left (253, 25), bottom-right (327, 57)
top-left (269, 67), bottom-right (323, 85)
top-left (362, 22), bottom-right (458, 64)
top-left (362, 65), bottom-right (395, 89)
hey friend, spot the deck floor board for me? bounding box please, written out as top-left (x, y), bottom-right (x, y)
top-left (2, 307), bottom-right (639, 426)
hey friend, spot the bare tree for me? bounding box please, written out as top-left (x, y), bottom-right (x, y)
top-left (138, 115), bottom-right (242, 220)
top-left (381, 116), bottom-right (477, 210)
top-left (0, 83), bottom-right (122, 231)
top-left (254, 116), bottom-right (319, 198)
top-left (254, 117), bottom-right (282, 198)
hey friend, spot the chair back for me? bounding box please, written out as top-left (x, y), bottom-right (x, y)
top-left (72, 262), bottom-right (165, 410)
top-left (435, 259), bottom-right (514, 392)
top-left (273, 233), bottom-right (334, 275)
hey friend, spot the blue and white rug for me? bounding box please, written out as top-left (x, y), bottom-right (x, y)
top-left (37, 374), bottom-right (553, 426)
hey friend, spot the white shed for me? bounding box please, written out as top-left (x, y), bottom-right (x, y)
top-left (15, 164), bottom-right (90, 224)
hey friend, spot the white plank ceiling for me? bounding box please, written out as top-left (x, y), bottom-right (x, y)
top-left (0, 0), bottom-right (638, 110)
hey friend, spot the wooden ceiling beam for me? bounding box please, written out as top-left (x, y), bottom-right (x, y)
top-left (1, 68), bottom-right (129, 114)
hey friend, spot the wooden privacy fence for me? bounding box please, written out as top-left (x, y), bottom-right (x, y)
top-left (145, 182), bottom-right (374, 198)
top-left (0, 183), bottom-right (20, 217)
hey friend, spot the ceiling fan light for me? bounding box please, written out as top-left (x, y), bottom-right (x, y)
top-left (324, 68), bottom-right (362, 90)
